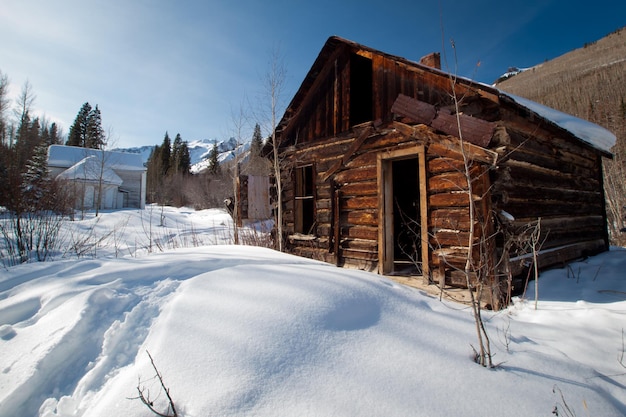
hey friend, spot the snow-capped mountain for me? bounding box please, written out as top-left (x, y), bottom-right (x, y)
top-left (188, 138), bottom-right (251, 174)
top-left (114, 138), bottom-right (250, 174)
top-left (493, 66), bottom-right (534, 85)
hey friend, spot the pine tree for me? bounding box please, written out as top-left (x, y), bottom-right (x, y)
top-left (170, 133), bottom-right (183, 175)
top-left (207, 142), bottom-right (220, 175)
top-left (179, 141), bottom-right (191, 174)
top-left (160, 132), bottom-right (171, 176)
top-left (40, 123), bottom-right (50, 146)
top-left (21, 143), bottom-right (50, 210)
top-left (169, 133), bottom-right (192, 175)
top-left (49, 122), bottom-right (61, 145)
top-left (86, 105), bottom-right (105, 149)
top-left (146, 144), bottom-right (163, 202)
top-left (15, 114), bottom-right (40, 173)
top-left (246, 123), bottom-right (270, 175)
top-left (250, 123), bottom-right (263, 156)
top-left (66, 102), bottom-right (92, 147)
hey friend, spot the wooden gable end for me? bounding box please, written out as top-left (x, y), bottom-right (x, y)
top-left (278, 37), bottom-right (501, 148)
top-left (290, 44), bottom-right (352, 142)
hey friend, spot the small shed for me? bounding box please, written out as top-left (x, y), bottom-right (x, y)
top-left (270, 37), bottom-right (615, 306)
top-left (47, 145), bottom-right (147, 210)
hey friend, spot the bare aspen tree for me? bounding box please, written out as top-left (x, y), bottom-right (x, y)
top-left (532, 218), bottom-right (542, 310)
top-left (604, 140), bottom-right (626, 245)
top-left (442, 38), bottom-right (493, 367)
top-left (93, 128), bottom-right (114, 217)
top-left (263, 47), bottom-right (287, 251)
top-left (14, 80), bottom-right (36, 127)
top-left (229, 100), bottom-right (249, 245)
top-left (94, 153), bottom-right (105, 217)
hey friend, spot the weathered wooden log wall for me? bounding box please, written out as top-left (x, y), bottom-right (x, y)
top-left (282, 124), bottom-right (382, 269)
top-left (429, 159), bottom-right (493, 286)
top-left (281, 110), bottom-right (608, 285)
top-left (281, 121), bottom-right (493, 278)
top-left (492, 108), bottom-right (609, 275)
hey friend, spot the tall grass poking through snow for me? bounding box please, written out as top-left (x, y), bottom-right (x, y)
top-left (0, 206), bottom-right (273, 267)
top-left (0, 210), bottom-right (65, 267)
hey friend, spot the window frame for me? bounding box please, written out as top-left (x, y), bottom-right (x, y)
top-left (294, 163), bottom-right (316, 235)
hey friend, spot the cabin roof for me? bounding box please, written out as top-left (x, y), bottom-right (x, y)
top-left (278, 36), bottom-right (615, 156)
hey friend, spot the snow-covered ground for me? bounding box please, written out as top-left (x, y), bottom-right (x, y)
top-left (0, 207), bottom-right (625, 416)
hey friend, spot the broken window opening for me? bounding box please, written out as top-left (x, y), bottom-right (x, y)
top-left (350, 53), bottom-right (373, 126)
top-left (295, 164), bottom-right (315, 234)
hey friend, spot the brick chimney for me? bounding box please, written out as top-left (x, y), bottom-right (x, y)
top-left (419, 52), bottom-right (441, 70)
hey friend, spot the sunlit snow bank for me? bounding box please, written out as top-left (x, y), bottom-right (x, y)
top-left (0, 207), bottom-right (625, 416)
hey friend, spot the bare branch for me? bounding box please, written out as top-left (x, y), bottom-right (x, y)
top-left (132, 350), bottom-right (178, 417)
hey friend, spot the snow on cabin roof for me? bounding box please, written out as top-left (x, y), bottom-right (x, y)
top-left (56, 155), bottom-right (124, 185)
top-left (448, 79), bottom-right (615, 155)
top-left (47, 145), bottom-right (146, 171)
top-left (500, 93), bottom-right (616, 155)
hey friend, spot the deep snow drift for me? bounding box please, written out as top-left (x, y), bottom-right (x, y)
top-left (0, 207), bottom-right (625, 416)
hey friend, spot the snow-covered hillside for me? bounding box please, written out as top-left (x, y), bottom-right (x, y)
top-left (0, 207), bottom-right (625, 416)
top-left (114, 138), bottom-right (250, 174)
top-left (187, 138), bottom-right (250, 174)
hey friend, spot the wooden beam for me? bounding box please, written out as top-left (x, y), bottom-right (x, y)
top-left (391, 93), bottom-right (436, 125)
top-left (322, 126), bottom-right (374, 182)
top-left (392, 94), bottom-right (496, 147)
top-left (508, 239), bottom-right (607, 276)
top-left (431, 109), bottom-right (495, 148)
top-left (392, 121), bottom-right (498, 166)
top-left (418, 146), bottom-right (430, 282)
top-left (429, 138), bottom-right (498, 166)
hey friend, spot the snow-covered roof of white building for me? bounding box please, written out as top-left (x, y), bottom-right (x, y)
top-left (48, 145), bottom-right (146, 171)
top-left (501, 93), bottom-right (616, 155)
top-left (56, 155), bottom-right (124, 186)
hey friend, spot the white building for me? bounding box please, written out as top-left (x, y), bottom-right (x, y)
top-left (47, 145), bottom-right (147, 210)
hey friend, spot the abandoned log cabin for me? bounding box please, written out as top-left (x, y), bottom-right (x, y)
top-left (268, 36), bottom-right (615, 304)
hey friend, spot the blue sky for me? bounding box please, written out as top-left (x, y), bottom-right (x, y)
top-left (1, 0), bottom-right (624, 149)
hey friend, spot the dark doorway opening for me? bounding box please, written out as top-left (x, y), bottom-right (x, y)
top-left (392, 157), bottom-right (421, 274)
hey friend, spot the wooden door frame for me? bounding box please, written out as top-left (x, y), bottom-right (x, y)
top-left (377, 146), bottom-right (429, 277)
